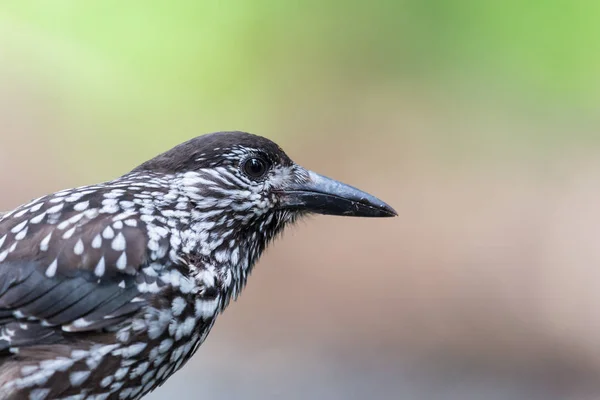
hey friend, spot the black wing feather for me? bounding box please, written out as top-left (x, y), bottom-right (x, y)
top-left (76, 288), bottom-right (141, 324)
top-left (42, 280), bottom-right (103, 325)
top-left (21, 278), bottom-right (90, 317)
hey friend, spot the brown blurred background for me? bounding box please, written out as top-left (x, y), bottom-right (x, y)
top-left (1, 1), bottom-right (600, 399)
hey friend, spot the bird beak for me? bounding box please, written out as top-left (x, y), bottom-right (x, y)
top-left (278, 170), bottom-right (397, 217)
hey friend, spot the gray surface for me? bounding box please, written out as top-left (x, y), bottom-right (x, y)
top-left (146, 344), bottom-right (598, 400)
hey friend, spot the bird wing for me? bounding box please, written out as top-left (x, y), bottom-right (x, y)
top-left (0, 193), bottom-right (157, 351)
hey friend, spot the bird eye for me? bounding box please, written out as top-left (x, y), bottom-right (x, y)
top-left (242, 157), bottom-right (269, 179)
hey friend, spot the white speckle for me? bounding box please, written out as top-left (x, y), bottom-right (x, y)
top-left (154, 226), bottom-right (169, 238)
top-left (94, 343), bottom-right (119, 357)
top-left (115, 366), bottom-right (130, 381)
top-left (73, 201), bottom-right (89, 211)
top-left (104, 191), bottom-right (123, 199)
top-left (116, 252), bottom-right (127, 270)
top-left (116, 328), bottom-right (130, 343)
top-left (95, 257), bottom-right (106, 277)
top-left (65, 193), bottom-right (84, 203)
top-left (147, 310), bottom-right (170, 340)
top-left (152, 354), bottom-right (166, 367)
top-left (112, 233), bottom-right (126, 251)
top-left (30, 212), bottom-right (46, 224)
top-left (214, 250), bottom-right (228, 263)
top-left (179, 277), bottom-right (196, 294)
top-left (100, 375), bottom-right (113, 388)
top-left (159, 269), bottom-right (183, 287)
top-left (118, 387), bottom-right (133, 399)
top-left (40, 357), bottom-right (74, 372)
top-left (110, 380), bottom-right (124, 392)
top-left (142, 266), bottom-right (158, 277)
top-left (62, 318), bottom-right (93, 332)
top-left (140, 207), bottom-right (154, 216)
top-left (91, 234), bottom-right (102, 249)
top-left (130, 361), bottom-right (149, 379)
top-left (57, 220), bottom-right (71, 230)
top-left (14, 228), bottom-right (28, 241)
top-left (46, 203), bottom-right (64, 214)
top-left (69, 370), bottom-right (90, 386)
top-left (113, 211), bottom-right (136, 222)
top-left (158, 338), bottom-right (173, 353)
top-left (130, 386), bottom-right (143, 398)
top-left (70, 349), bottom-right (89, 359)
top-left (84, 209), bottom-right (100, 219)
top-left (131, 318), bottom-right (146, 332)
top-left (122, 342), bottom-right (147, 358)
top-left (102, 226), bottom-right (115, 239)
top-left (119, 201), bottom-right (135, 210)
top-left (21, 365), bottom-right (38, 375)
top-left (148, 347), bottom-right (160, 362)
top-left (171, 297), bottom-right (186, 317)
top-left (147, 239), bottom-right (159, 252)
top-left (40, 232), bottom-right (52, 251)
top-left (14, 209), bottom-right (28, 218)
top-left (136, 281), bottom-right (160, 293)
top-left (142, 379), bottom-right (156, 395)
top-left (156, 364), bottom-right (169, 380)
top-left (73, 239), bottom-right (84, 255)
top-left (89, 393), bottom-right (110, 400)
top-left (175, 316), bottom-right (196, 341)
top-left (45, 259), bottom-right (58, 278)
top-left (29, 388), bottom-right (50, 400)
top-left (13, 367), bottom-right (53, 388)
top-left (0, 250), bottom-right (8, 262)
top-left (68, 213), bottom-right (84, 225)
top-left (140, 215), bottom-right (155, 223)
top-left (170, 345), bottom-right (185, 362)
top-left (30, 202), bottom-right (44, 212)
top-left (231, 247), bottom-right (239, 265)
top-left (85, 353), bottom-right (103, 370)
top-left (195, 298), bottom-right (219, 319)
top-left (141, 369), bottom-right (156, 385)
top-left (63, 395), bottom-right (85, 400)
top-left (124, 219), bottom-right (138, 227)
top-left (101, 203), bottom-right (119, 214)
top-left (11, 220), bottom-right (28, 233)
top-left (113, 220), bottom-right (124, 230)
top-left (62, 226), bottom-right (76, 239)
top-left (118, 280), bottom-right (126, 289)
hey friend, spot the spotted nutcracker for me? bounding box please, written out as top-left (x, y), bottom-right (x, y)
top-left (0, 131), bottom-right (396, 399)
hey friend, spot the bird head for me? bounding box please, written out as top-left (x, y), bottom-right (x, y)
top-left (133, 132), bottom-right (396, 229)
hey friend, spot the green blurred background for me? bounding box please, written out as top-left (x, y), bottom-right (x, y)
top-left (1, 1), bottom-right (600, 399)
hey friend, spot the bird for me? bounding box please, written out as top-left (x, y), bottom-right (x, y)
top-left (0, 131), bottom-right (396, 399)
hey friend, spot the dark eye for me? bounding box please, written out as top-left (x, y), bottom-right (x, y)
top-left (242, 157), bottom-right (269, 179)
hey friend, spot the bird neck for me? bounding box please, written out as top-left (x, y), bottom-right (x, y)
top-left (159, 172), bottom-right (292, 302)
top-left (181, 209), bottom-right (289, 303)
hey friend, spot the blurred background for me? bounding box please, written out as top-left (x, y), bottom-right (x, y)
top-left (1, 1), bottom-right (600, 399)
